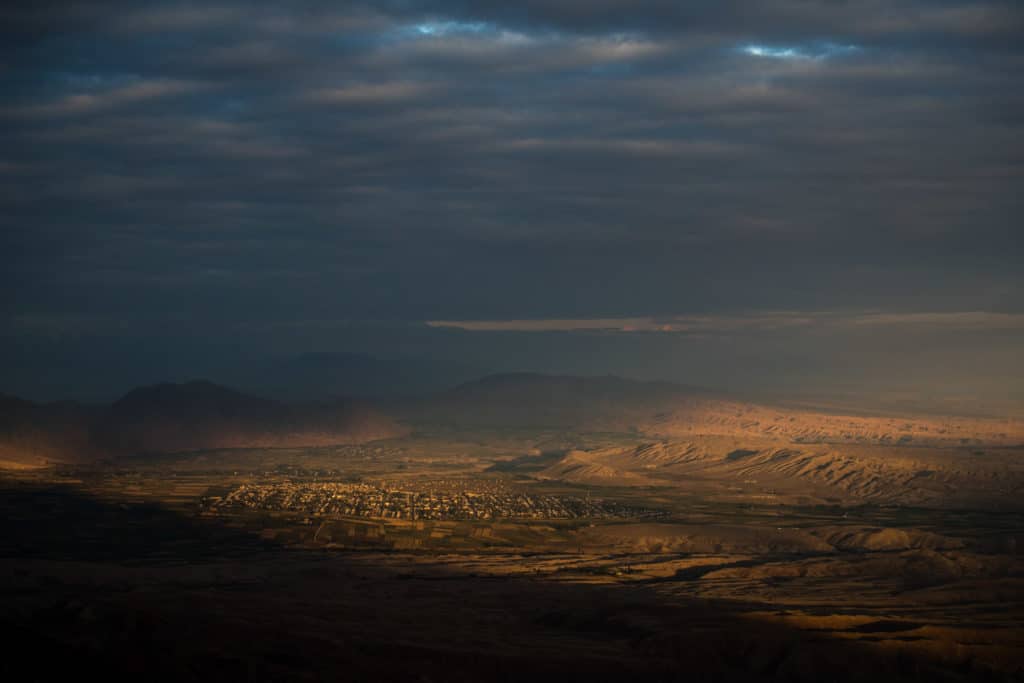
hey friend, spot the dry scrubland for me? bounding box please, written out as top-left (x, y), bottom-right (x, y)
top-left (642, 398), bottom-right (1022, 446)
top-left (1, 375), bottom-right (1023, 681)
top-left (532, 438), bottom-right (1024, 508)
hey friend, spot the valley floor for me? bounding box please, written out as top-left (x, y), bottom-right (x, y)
top-left (2, 431), bottom-right (1023, 681)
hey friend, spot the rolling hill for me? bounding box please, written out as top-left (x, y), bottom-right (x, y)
top-left (412, 373), bottom-right (1024, 507)
top-left (527, 438), bottom-right (1024, 507)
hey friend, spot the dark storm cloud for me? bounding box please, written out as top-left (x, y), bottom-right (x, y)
top-left (1, 1), bottom-right (1022, 401)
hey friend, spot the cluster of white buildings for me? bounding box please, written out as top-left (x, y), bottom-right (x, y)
top-left (207, 479), bottom-right (664, 521)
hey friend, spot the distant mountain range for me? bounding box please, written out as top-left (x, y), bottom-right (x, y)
top-left (0, 381), bottom-right (405, 468)
top-left (2, 372), bottom-right (1021, 469)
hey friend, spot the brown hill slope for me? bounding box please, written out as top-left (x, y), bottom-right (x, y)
top-left (639, 398), bottom-right (1022, 447)
top-left (529, 438), bottom-right (1024, 507)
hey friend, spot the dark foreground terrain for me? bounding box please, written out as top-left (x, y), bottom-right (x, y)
top-left (2, 429), bottom-right (1022, 683)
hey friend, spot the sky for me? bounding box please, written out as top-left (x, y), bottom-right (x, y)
top-left (2, 1), bottom-right (1023, 411)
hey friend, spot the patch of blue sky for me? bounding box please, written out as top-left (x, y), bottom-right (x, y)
top-left (376, 18), bottom-right (499, 43)
top-left (738, 41), bottom-right (861, 60)
top-left (383, 18), bottom-right (535, 46)
top-left (413, 20), bottom-right (491, 36)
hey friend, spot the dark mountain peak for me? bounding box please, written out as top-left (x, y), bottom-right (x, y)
top-left (114, 379), bottom-right (257, 403)
top-left (110, 380), bottom-right (277, 420)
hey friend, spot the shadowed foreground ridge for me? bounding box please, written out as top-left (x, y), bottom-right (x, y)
top-left (1, 483), bottom-right (1016, 683)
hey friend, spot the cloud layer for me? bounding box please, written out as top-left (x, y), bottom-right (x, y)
top-left (2, 1), bottom-right (1022, 401)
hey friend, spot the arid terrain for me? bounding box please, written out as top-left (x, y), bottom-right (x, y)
top-left (2, 375), bottom-right (1023, 681)
top-left (8, 0), bottom-right (1022, 678)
